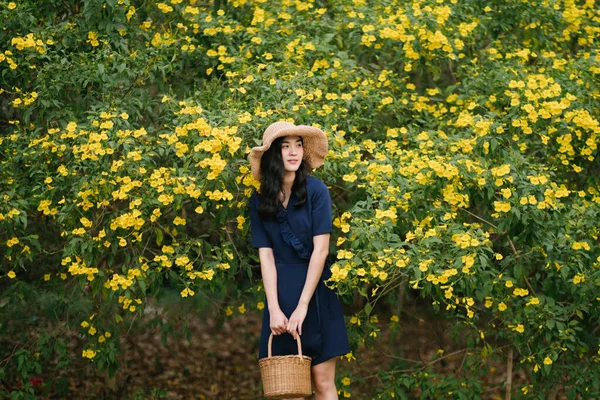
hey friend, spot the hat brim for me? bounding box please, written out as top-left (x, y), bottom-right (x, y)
top-left (248, 125), bottom-right (328, 180)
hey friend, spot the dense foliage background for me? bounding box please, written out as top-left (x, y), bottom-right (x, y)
top-left (1, 0), bottom-right (599, 398)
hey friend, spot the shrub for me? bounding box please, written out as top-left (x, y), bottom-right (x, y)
top-left (1, 0), bottom-right (599, 398)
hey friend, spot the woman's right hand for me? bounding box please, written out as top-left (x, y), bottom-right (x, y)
top-left (270, 308), bottom-right (288, 335)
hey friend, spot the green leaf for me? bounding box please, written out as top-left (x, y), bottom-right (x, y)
top-left (364, 302), bottom-right (373, 317)
top-left (155, 227), bottom-right (163, 246)
top-left (138, 278), bottom-right (146, 294)
top-left (357, 286), bottom-right (367, 298)
top-left (513, 263), bottom-right (522, 279)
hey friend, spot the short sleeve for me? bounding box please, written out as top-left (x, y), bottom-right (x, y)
top-left (311, 179), bottom-right (333, 237)
top-left (250, 192), bottom-right (273, 249)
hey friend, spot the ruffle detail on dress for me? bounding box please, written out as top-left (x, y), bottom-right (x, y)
top-left (276, 208), bottom-right (312, 260)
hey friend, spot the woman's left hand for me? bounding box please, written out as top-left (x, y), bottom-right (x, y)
top-left (286, 302), bottom-right (308, 339)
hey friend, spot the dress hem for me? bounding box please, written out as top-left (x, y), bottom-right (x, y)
top-left (311, 349), bottom-right (351, 366)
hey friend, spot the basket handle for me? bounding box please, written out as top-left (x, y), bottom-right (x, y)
top-left (267, 333), bottom-right (304, 358)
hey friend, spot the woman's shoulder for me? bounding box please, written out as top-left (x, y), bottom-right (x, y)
top-left (306, 176), bottom-right (329, 195)
top-left (250, 189), bottom-right (261, 207)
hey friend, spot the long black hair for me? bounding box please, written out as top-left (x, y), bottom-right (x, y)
top-left (258, 136), bottom-right (310, 218)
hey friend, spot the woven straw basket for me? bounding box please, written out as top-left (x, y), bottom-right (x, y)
top-left (259, 333), bottom-right (312, 399)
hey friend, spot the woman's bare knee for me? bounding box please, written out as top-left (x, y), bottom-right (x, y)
top-left (311, 358), bottom-right (337, 396)
top-left (313, 374), bottom-right (336, 394)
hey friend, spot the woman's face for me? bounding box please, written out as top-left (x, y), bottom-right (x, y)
top-left (280, 135), bottom-right (304, 174)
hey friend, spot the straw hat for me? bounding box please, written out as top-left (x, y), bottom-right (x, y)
top-left (248, 121), bottom-right (328, 180)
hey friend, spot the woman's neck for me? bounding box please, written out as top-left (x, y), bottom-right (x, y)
top-left (282, 172), bottom-right (295, 192)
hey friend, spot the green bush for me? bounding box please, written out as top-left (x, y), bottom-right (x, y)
top-left (1, 0), bottom-right (599, 398)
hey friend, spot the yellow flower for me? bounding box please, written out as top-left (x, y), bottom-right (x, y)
top-left (513, 288), bottom-right (529, 297)
top-left (501, 188), bottom-right (512, 199)
top-left (236, 215), bottom-right (246, 229)
top-left (257, 302), bottom-right (264, 310)
top-left (7, 270), bottom-right (16, 279)
top-left (157, 3), bottom-right (173, 13)
top-left (572, 241), bottom-right (590, 251)
top-left (543, 356), bottom-right (552, 365)
top-left (238, 304), bottom-right (246, 314)
top-left (528, 195), bottom-right (537, 205)
top-left (494, 201), bottom-right (511, 213)
top-left (87, 31), bottom-right (99, 47)
top-left (158, 194), bottom-right (174, 205)
top-left (8, 2), bottom-right (17, 10)
top-left (175, 256), bottom-right (189, 266)
top-left (444, 287), bottom-right (453, 299)
top-left (342, 377), bottom-right (351, 386)
top-left (419, 259), bottom-right (433, 272)
top-left (526, 297), bottom-right (540, 306)
top-left (180, 287), bottom-right (194, 297)
top-left (498, 302), bottom-right (507, 311)
top-left (381, 97), bottom-right (394, 105)
top-left (342, 174), bottom-right (357, 183)
top-left (173, 216), bottom-right (186, 226)
top-left (82, 349), bottom-right (97, 359)
top-left (491, 164), bottom-right (511, 177)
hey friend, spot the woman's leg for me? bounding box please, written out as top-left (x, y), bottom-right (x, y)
top-left (312, 358), bottom-right (338, 400)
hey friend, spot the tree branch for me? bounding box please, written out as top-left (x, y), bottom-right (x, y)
top-left (506, 347), bottom-right (513, 400)
top-left (459, 208), bottom-right (537, 296)
top-left (362, 348), bottom-right (468, 379)
top-left (459, 207), bottom-right (498, 229)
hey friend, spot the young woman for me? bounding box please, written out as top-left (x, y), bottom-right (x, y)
top-left (249, 121), bottom-right (350, 399)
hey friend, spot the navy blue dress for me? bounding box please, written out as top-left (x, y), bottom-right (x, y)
top-left (250, 176), bottom-right (350, 366)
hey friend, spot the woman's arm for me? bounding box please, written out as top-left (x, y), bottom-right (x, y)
top-left (259, 247), bottom-right (288, 335)
top-left (286, 233), bottom-right (330, 337)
